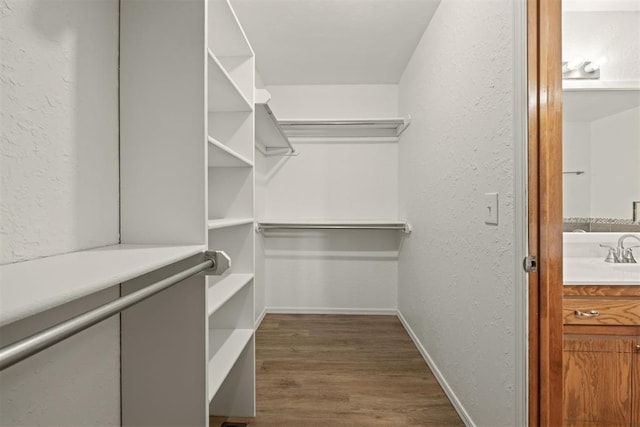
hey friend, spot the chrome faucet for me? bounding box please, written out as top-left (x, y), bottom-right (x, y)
top-left (600, 234), bottom-right (640, 263)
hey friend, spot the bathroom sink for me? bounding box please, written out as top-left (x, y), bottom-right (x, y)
top-left (564, 257), bottom-right (640, 284)
top-left (607, 263), bottom-right (640, 271)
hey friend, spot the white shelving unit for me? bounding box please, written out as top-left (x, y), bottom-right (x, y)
top-left (2, 1), bottom-right (256, 424)
top-left (208, 50), bottom-right (253, 113)
top-left (208, 136), bottom-right (253, 168)
top-left (208, 274), bottom-right (254, 315)
top-left (208, 218), bottom-right (254, 230)
top-left (206, 0), bottom-right (256, 418)
top-left (207, 328), bottom-right (254, 400)
top-left (118, 0), bottom-right (257, 423)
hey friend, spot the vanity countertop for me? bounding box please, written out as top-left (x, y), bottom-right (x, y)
top-left (564, 257), bottom-right (640, 285)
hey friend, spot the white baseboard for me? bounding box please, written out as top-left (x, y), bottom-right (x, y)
top-left (265, 306), bottom-right (397, 316)
top-left (255, 307), bottom-right (268, 329)
top-left (396, 310), bottom-right (475, 427)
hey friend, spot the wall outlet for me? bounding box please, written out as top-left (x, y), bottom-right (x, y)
top-left (484, 192), bottom-right (499, 225)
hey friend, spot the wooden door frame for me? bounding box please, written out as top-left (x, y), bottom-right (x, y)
top-left (528, 0), bottom-right (564, 425)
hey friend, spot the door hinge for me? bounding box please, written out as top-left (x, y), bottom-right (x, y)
top-left (523, 256), bottom-right (538, 273)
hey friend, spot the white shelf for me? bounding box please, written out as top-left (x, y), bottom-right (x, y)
top-left (208, 49), bottom-right (252, 113)
top-left (278, 117), bottom-right (411, 142)
top-left (208, 136), bottom-right (253, 168)
top-left (207, 273), bottom-right (254, 316)
top-left (207, 328), bottom-right (253, 401)
top-left (0, 244), bottom-right (206, 326)
top-left (207, 218), bottom-right (254, 231)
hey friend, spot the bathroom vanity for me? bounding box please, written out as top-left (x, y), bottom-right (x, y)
top-left (562, 283), bottom-right (640, 426)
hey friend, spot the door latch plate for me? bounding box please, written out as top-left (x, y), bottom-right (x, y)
top-left (523, 256), bottom-right (538, 273)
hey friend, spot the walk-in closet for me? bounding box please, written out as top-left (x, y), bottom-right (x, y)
top-left (1, 0), bottom-right (529, 426)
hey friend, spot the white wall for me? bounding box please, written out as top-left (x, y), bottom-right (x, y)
top-left (0, 1), bottom-right (120, 424)
top-left (563, 122), bottom-right (592, 217)
top-left (1, 0), bottom-right (120, 264)
top-left (562, 11), bottom-right (640, 82)
top-left (261, 84), bottom-right (400, 313)
top-left (563, 106), bottom-right (640, 220)
top-left (398, 1), bottom-right (519, 425)
top-left (590, 106), bottom-right (640, 219)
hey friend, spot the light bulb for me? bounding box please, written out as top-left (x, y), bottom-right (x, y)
top-left (584, 56), bottom-right (608, 73)
top-left (564, 57), bottom-right (585, 72)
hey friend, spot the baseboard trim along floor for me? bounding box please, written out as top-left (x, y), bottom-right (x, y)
top-left (396, 310), bottom-right (475, 427)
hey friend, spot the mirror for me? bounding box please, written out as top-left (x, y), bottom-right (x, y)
top-left (562, 3), bottom-right (640, 232)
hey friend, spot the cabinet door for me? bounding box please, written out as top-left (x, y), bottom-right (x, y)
top-left (563, 335), bottom-right (635, 427)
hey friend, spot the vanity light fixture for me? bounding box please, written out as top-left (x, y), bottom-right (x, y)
top-left (563, 57), bottom-right (584, 73)
top-left (584, 57), bottom-right (608, 73)
top-left (562, 56), bottom-right (607, 80)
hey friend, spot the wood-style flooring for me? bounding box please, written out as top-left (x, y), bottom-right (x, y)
top-left (210, 314), bottom-right (464, 427)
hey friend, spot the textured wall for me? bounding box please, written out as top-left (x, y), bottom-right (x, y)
top-left (563, 11), bottom-right (640, 82)
top-left (398, 1), bottom-right (517, 425)
top-left (0, 1), bottom-right (120, 425)
top-left (1, 0), bottom-right (119, 264)
top-left (261, 85), bottom-right (400, 312)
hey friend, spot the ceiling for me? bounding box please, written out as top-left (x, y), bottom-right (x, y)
top-left (231, 0), bottom-right (441, 85)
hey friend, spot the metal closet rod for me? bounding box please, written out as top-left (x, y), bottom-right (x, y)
top-left (257, 222), bottom-right (412, 233)
top-left (0, 255), bottom-right (216, 371)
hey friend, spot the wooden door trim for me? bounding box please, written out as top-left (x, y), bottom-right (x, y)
top-left (528, 0), bottom-right (564, 425)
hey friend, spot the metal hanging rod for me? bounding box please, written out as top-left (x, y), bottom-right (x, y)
top-left (563, 171), bottom-right (585, 175)
top-left (256, 222), bottom-right (412, 234)
top-left (0, 251), bottom-right (228, 371)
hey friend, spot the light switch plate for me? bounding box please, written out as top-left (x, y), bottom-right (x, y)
top-left (484, 192), bottom-right (499, 225)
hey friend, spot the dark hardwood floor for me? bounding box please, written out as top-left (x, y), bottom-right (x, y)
top-left (210, 314), bottom-right (464, 426)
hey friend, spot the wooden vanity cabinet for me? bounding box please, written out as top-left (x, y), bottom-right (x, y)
top-left (563, 285), bottom-right (640, 427)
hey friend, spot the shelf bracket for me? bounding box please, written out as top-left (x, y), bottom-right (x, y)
top-left (204, 251), bottom-right (231, 275)
top-left (396, 115), bottom-right (412, 136)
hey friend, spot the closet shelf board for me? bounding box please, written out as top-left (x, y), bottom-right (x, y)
top-left (208, 49), bottom-right (253, 113)
top-left (207, 273), bottom-right (253, 316)
top-left (0, 244), bottom-right (206, 327)
top-left (208, 0), bottom-right (254, 58)
top-left (207, 218), bottom-right (254, 230)
top-left (208, 136), bottom-right (253, 168)
top-left (278, 117), bottom-right (411, 140)
top-left (207, 328), bottom-right (254, 401)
